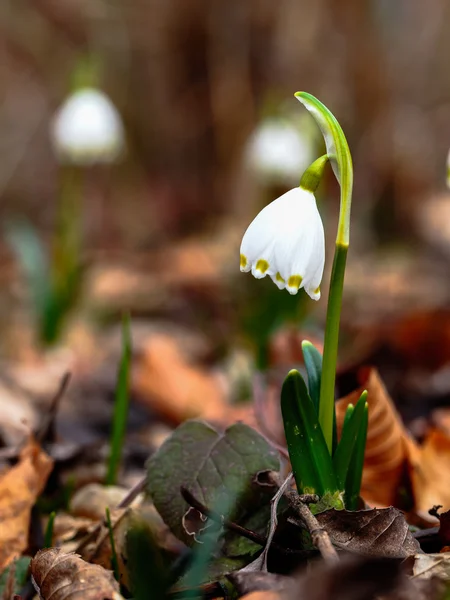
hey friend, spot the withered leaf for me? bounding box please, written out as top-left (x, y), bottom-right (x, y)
top-left (0, 439), bottom-right (53, 571)
top-left (335, 368), bottom-right (418, 508)
top-left (30, 548), bottom-right (124, 600)
top-left (228, 571), bottom-right (290, 597)
top-left (413, 553), bottom-right (450, 581)
top-left (316, 507), bottom-right (420, 558)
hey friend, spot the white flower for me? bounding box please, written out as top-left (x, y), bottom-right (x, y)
top-left (245, 119), bottom-right (314, 184)
top-left (240, 187), bottom-right (325, 300)
top-left (51, 88), bottom-right (125, 165)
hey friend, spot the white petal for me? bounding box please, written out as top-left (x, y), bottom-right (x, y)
top-left (239, 187), bottom-right (325, 300)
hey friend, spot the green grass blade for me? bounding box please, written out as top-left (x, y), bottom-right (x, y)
top-left (106, 313), bottom-right (132, 485)
top-left (332, 391), bottom-right (367, 488)
top-left (301, 340), bottom-right (322, 413)
top-left (281, 370), bottom-right (338, 495)
top-left (44, 511), bottom-right (56, 548)
top-left (345, 402), bottom-right (368, 510)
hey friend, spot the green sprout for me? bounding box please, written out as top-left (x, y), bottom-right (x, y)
top-left (106, 313), bottom-right (132, 486)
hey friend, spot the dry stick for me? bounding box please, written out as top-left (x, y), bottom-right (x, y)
top-left (261, 472), bottom-right (294, 571)
top-left (75, 476), bottom-right (147, 555)
top-left (36, 371), bottom-right (71, 444)
top-left (180, 486), bottom-right (308, 559)
top-left (283, 487), bottom-right (339, 564)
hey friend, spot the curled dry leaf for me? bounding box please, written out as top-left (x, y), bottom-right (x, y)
top-left (413, 553), bottom-right (450, 580)
top-left (409, 428), bottom-right (450, 512)
top-left (30, 548), bottom-right (124, 600)
top-left (335, 368), bottom-right (418, 507)
top-left (0, 438), bottom-right (53, 571)
top-left (315, 507), bottom-right (420, 558)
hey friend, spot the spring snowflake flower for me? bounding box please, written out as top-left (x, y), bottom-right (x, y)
top-left (240, 186), bottom-right (325, 300)
top-left (51, 88), bottom-right (125, 165)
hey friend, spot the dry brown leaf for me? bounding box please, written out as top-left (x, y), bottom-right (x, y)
top-left (0, 438), bottom-right (53, 571)
top-left (69, 483), bottom-right (143, 520)
top-left (413, 552), bottom-right (450, 580)
top-left (336, 368), bottom-right (418, 507)
top-left (30, 548), bottom-right (124, 600)
top-left (410, 428), bottom-right (450, 512)
top-left (240, 592), bottom-right (283, 600)
top-left (133, 333), bottom-right (255, 426)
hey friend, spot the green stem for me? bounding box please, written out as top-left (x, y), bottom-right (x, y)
top-left (319, 243), bottom-right (348, 453)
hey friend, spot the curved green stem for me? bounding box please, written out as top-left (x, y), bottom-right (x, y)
top-left (295, 92), bottom-right (353, 453)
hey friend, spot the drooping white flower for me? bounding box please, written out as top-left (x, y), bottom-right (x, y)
top-left (240, 187), bottom-right (325, 300)
top-left (51, 88), bottom-right (125, 165)
top-left (245, 118), bottom-right (314, 184)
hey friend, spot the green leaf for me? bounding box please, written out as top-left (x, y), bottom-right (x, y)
top-left (332, 391), bottom-right (368, 489)
top-left (281, 369), bottom-right (338, 495)
top-left (345, 401), bottom-right (369, 510)
top-left (301, 340), bottom-right (322, 412)
top-left (106, 313), bottom-right (132, 485)
top-left (146, 421), bottom-right (280, 548)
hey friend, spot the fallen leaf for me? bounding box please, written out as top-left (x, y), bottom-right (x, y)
top-left (315, 507), bottom-right (420, 558)
top-left (146, 420), bottom-right (280, 551)
top-left (336, 368), bottom-right (418, 507)
top-left (240, 592), bottom-right (283, 600)
top-left (134, 333), bottom-right (255, 426)
top-left (69, 483), bottom-right (143, 520)
top-left (0, 557), bottom-right (31, 598)
top-left (228, 571), bottom-right (290, 597)
top-left (413, 552), bottom-right (450, 580)
top-left (30, 548), bottom-right (124, 600)
top-left (0, 439), bottom-right (53, 571)
top-left (410, 428), bottom-right (450, 512)
top-left (289, 554), bottom-right (405, 600)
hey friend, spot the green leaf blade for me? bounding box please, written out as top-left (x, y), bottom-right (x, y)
top-left (281, 370), bottom-right (338, 495)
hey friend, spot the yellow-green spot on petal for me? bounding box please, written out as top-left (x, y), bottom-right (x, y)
top-left (240, 254), bottom-right (247, 269)
top-left (276, 272), bottom-right (285, 283)
top-left (314, 286), bottom-right (320, 295)
top-left (288, 275), bottom-right (303, 289)
top-left (255, 259), bottom-right (269, 273)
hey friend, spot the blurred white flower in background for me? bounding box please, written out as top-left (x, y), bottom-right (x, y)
top-left (51, 88), bottom-right (125, 165)
top-left (245, 117), bottom-right (315, 184)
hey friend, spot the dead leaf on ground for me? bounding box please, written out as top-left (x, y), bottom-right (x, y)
top-left (336, 368), bottom-right (418, 507)
top-left (228, 571), bottom-right (290, 597)
top-left (410, 428), bottom-right (450, 512)
top-left (30, 548), bottom-right (124, 600)
top-left (240, 592), bottom-right (283, 600)
top-left (69, 483), bottom-right (143, 520)
top-left (133, 333), bottom-right (255, 426)
top-left (413, 552), bottom-right (450, 580)
top-left (315, 507), bottom-right (420, 558)
top-left (0, 438), bottom-right (53, 571)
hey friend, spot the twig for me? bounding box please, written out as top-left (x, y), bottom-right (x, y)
top-left (180, 486), bottom-right (307, 559)
top-left (284, 488), bottom-right (339, 564)
top-left (37, 372), bottom-right (71, 444)
top-left (261, 472), bottom-right (294, 571)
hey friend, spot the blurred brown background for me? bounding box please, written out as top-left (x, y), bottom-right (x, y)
top-left (1, 0), bottom-right (450, 425)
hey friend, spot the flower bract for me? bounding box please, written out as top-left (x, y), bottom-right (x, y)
top-left (51, 88), bottom-right (125, 165)
top-left (240, 187), bottom-right (325, 300)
